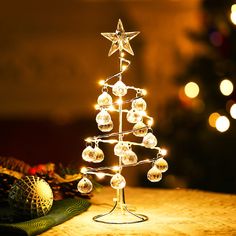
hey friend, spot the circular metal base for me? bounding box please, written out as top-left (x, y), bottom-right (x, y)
top-left (93, 201), bottom-right (148, 224)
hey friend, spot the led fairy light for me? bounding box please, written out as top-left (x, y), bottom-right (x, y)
top-left (78, 19), bottom-right (168, 224)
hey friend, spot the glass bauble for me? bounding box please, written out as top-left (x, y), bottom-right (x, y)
top-left (126, 109), bottom-right (142, 123)
top-left (114, 142), bottom-right (129, 156)
top-left (96, 109), bottom-right (111, 125)
top-left (110, 173), bottom-right (126, 189)
top-left (97, 91), bottom-right (113, 106)
top-left (82, 146), bottom-right (96, 162)
top-left (133, 121), bottom-right (148, 137)
top-left (155, 158), bottom-right (168, 172)
top-left (93, 146), bottom-right (104, 163)
top-left (8, 176), bottom-right (53, 219)
top-left (132, 98), bottom-right (147, 111)
top-left (122, 150), bottom-right (138, 165)
top-left (77, 177), bottom-right (93, 194)
top-left (147, 166), bottom-right (162, 182)
top-left (142, 132), bottom-right (157, 148)
top-left (98, 120), bottom-right (113, 132)
top-left (112, 81), bottom-right (127, 96)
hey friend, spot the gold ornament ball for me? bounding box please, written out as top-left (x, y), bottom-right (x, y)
top-left (8, 176), bottom-right (53, 219)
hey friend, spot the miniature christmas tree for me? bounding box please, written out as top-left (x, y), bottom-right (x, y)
top-left (77, 19), bottom-right (168, 224)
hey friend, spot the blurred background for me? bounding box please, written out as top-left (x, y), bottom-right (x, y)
top-left (0, 0), bottom-right (235, 193)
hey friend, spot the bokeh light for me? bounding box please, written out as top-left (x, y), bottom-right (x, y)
top-left (208, 112), bottom-right (220, 128)
top-left (215, 116), bottom-right (230, 132)
top-left (184, 82), bottom-right (199, 98)
top-left (231, 4), bottom-right (236, 25)
top-left (230, 104), bottom-right (236, 119)
top-left (220, 79), bottom-right (234, 96)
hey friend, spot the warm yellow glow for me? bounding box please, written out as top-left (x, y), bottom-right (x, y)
top-left (94, 104), bottom-right (100, 110)
top-left (108, 105), bottom-right (115, 111)
top-left (161, 149), bottom-right (167, 156)
top-left (112, 166), bottom-right (120, 172)
top-left (116, 98), bottom-right (123, 105)
top-left (80, 167), bottom-right (88, 174)
top-left (230, 104), bottom-right (236, 119)
top-left (140, 111), bottom-right (147, 116)
top-left (231, 12), bottom-right (236, 25)
top-left (215, 116), bottom-right (230, 132)
top-left (120, 52), bottom-right (125, 57)
top-left (220, 79), bottom-right (234, 96)
top-left (232, 4), bottom-right (236, 12)
top-left (142, 89), bottom-right (147, 96)
top-left (96, 172), bottom-right (105, 179)
top-left (85, 137), bottom-right (92, 143)
top-left (122, 65), bottom-right (128, 71)
top-left (99, 80), bottom-right (105, 86)
top-left (147, 118), bottom-right (154, 126)
top-left (184, 82), bottom-right (199, 98)
top-left (208, 112), bottom-right (220, 128)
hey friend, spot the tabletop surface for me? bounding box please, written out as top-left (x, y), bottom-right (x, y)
top-left (40, 187), bottom-right (236, 236)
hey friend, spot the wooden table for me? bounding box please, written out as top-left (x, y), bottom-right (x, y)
top-left (40, 187), bottom-right (236, 235)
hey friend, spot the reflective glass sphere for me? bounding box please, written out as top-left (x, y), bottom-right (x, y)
top-left (112, 81), bottom-right (127, 96)
top-left (93, 146), bottom-right (104, 163)
top-left (147, 166), bottom-right (162, 182)
top-left (114, 142), bottom-right (129, 156)
top-left (97, 91), bottom-right (113, 106)
top-left (142, 133), bottom-right (157, 148)
top-left (98, 120), bottom-right (113, 132)
top-left (155, 158), bottom-right (168, 172)
top-left (96, 109), bottom-right (111, 125)
top-left (110, 173), bottom-right (126, 189)
top-left (132, 98), bottom-right (147, 111)
top-left (133, 121), bottom-right (148, 137)
top-left (82, 146), bottom-right (96, 162)
top-left (126, 109), bottom-right (142, 123)
top-left (77, 177), bottom-right (93, 193)
top-left (122, 150), bottom-right (138, 165)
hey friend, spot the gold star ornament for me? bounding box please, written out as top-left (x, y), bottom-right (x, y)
top-left (101, 19), bottom-right (140, 56)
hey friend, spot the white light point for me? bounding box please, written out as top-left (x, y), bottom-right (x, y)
top-left (99, 80), bottom-right (105, 86)
top-left (117, 99), bottom-right (123, 105)
top-left (161, 149), bottom-right (167, 156)
top-left (80, 167), bottom-right (88, 174)
top-left (142, 89), bottom-right (147, 96)
top-left (230, 104), bottom-right (236, 119)
top-left (96, 172), bottom-right (105, 179)
top-left (215, 116), bottom-right (230, 132)
top-left (112, 166), bottom-right (120, 172)
top-left (220, 79), bottom-right (234, 96)
top-left (147, 118), bottom-right (154, 126)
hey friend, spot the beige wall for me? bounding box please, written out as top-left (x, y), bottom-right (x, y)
top-left (0, 0), bottom-right (201, 122)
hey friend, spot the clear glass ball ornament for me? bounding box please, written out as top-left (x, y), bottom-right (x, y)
top-left (77, 177), bottom-right (93, 194)
top-left (112, 80), bottom-right (127, 96)
top-left (147, 165), bottom-right (162, 182)
top-left (114, 142), bottom-right (129, 156)
top-left (122, 149), bottom-right (138, 165)
top-left (126, 109), bottom-right (142, 123)
top-left (155, 158), bottom-right (168, 172)
top-left (97, 91), bottom-right (113, 106)
top-left (98, 120), bottom-right (113, 132)
top-left (133, 121), bottom-right (148, 137)
top-left (132, 98), bottom-right (147, 111)
top-left (82, 146), bottom-right (96, 162)
top-left (96, 109), bottom-right (111, 125)
top-left (93, 146), bottom-right (104, 163)
top-left (142, 132), bottom-right (157, 148)
top-left (110, 173), bottom-right (126, 189)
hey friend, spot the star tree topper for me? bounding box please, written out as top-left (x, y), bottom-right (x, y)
top-left (101, 19), bottom-right (140, 56)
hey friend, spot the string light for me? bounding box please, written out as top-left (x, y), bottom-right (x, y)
top-left (99, 80), bottom-right (105, 86)
top-left (208, 112), bottom-right (220, 128)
